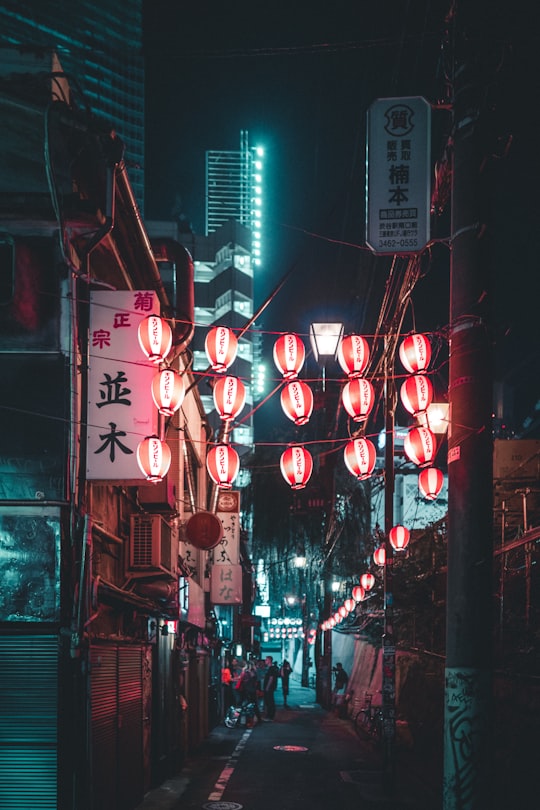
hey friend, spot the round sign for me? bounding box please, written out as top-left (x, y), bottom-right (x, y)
top-left (185, 511), bottom-right (223, 550)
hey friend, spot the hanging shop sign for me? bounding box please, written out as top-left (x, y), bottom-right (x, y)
top-left (366, 96), bottom-right (431, 255)
top-left (87, 291), bottom-right (159, 481)
top-left (210, 563), bottom-right (243, 604)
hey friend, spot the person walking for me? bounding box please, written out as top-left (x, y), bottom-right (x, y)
top-left (332, 662), bottom-right (349, 717)
top-left (280, 659), bottom-right (292, 708)
top-left (237, 663), bottom-right (262, 724)
top-left (221, 661), bottom-right (234, 710)
top-left (263, 655), bottom-right (279, 720)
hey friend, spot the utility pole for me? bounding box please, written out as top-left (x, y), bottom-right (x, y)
top-left (444, 3), bottom-right (494, 808)
top-left (382, 343), bottom-right (396, 789)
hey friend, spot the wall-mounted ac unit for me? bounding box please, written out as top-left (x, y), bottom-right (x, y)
top-left (129, 514), bottom-right (176, 578)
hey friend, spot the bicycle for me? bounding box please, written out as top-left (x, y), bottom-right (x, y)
top-left (354, 691), bottom-right (383, 742)
top-left (224, 700), bottom-right (257, 728)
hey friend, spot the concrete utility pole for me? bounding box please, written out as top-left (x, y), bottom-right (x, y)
top-left (444, 4), bottom-right (494, 808)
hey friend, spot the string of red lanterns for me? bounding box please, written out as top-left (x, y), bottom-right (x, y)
top-left (205, 325), bottom-right (238, 372)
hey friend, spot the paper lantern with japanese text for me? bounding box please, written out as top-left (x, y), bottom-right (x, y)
top-left (280, 445), bottom-right (313, 490)
top-left (337, 334), bottom-right (370, 378)
top-left (373, 547), bottom-right (386, 566)
top-left (400, 374), bottom-right (433, 416)
top-left (404, 426), bottom-right (436, 467)
top-left (344, 438), bottom-right (376, 480)
top-left (273, 333), bottom-right (305, 380)
top-left (389, 524), bottom-right (411, 551)
top-left (360, 572), bottom-right (375, 591)
top-left (418, 467), bottom-right (444, 500)
top-left (138, 315), bottom-right (172, 364)
top-left (280, 380), bottom-right (314, 425)
top-left (213, 375), bottom-right (246, 421)
top-left (341, 378), bottom-right (375, 422)
top-left (151, 368), bottom-right (185, 416)
top-left (137, 436), bottom-right (172, 482)
top-left (399, 333), bottom-right (431, 374)
top-left (205, 326), bottom-right (238, 372)
top-left (206, 443), bottom-right (240, 489)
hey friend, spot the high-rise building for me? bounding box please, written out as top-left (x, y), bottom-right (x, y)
top-left (0, 0), bottom-right (145, 213)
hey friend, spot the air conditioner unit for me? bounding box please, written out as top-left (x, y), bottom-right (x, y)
top-left (129, 514), bottom-right (176, 578)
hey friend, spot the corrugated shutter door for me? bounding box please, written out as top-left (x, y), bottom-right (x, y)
top-left (0, 634), bottom-right (58, 809)
top-left (91, 645), bottom-right (117, 810)
top-left (118, 647), bottom-right (144, 809)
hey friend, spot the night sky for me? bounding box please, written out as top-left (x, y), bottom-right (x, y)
top-left (143, 1), bottom-right (540, 436)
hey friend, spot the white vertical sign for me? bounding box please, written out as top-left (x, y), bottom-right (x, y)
top-left (86, 291), bottom-right (159, 480)
top-left (366, 96), bottom-right (431, 255)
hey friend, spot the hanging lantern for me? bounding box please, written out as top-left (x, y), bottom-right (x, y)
top-left (343, 437), bottom-right (376, 480)
top-left (280, 445), bottom-right (313, 490)
top-left (360, 572), bottom-right (375, 591)
top-left (205, 325), bottom-right (238, 372)
top-left (337, 334), bottom-right (370, 378)
top-left (329, 617), bottom-right (336, 628)
top-left (339, 605), bottom-right (348, 618)
top-left (138, 315), bottom-right (172, 364)
top-left (136, 436), bottom-right (172, 482)
top-left (399, 333), bottom-right (432, 374)
top-left (389, 524), bottom-right (411, 551)
top-left (341, 378), bottom-right (375, 422)
top-left (400, 374), bottom-right (433, 416)
top-left (404, 426), bottom-right (436, 467)
top-left (373, 547), bottom-right (386, 566)
top-left (345, 598), bottom-right (355, 612)
top-left (352, 585), bottom-right (366, 602)
top-left (151, 368), bottom-right (185, 416)
top-left (206, 443), bottom-right (240, 489)
top-left (273, 333), bottom-right (305, 380)
top-left (213, 375), bottom-right (246, 422)
top-left (418, 467), bottom-right (444, 500)
top-left (280, 380), bottom-right (314, 425)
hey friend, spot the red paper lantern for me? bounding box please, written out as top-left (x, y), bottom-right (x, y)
top-left (280, 380), bottom-right (313, 425)
top-left (341, 378), bottom-right (375, 422)
top-left (137, 436), bottom-right (172, 481)
top-left (343, 438), bottom-right (376, 480)
top-left (337, 334), bottom-right (370, 378)
top-left (373, 547), bottom-right (386, 566)
top-left (399, 333), bottom-right (432, 374)
top-left (352, 585), bottom-right (366, 602)
top-left (205, 326), bottom-right (238, 372)
top-left (389, 524), bottom-right (411, 551)
top-left (206, 443), bottom-right (240, 489)
top-left (213, 375), bottom-right (246, 421)
top-left (418, 467), bottom-right (444, 500)
top-left (400, 374), bottom-right (433, 416)
top-left (404, 426), bottom-right (436, 467)
top-left (339, 605), bottom-right (348, 618)
top-left (273, 333), bottom-right (305, 380)
top-left (280, 445), bottom-right (313, 490)
top-left (360, 572), bottom-right (375, 591)
top-left (138, 315), bottom-right (172, 364)
top-left (151, 368), bottom-right (185, 416)
top-left (345, 597), bottom-right (355, 612)
top-left (329, 617), bottom-right (336, 628)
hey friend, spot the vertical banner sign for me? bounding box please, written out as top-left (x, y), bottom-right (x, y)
top-left (366, 96), bottom-right (431, 255)
top-left (87, 291), bottom-right (159, 480)
top-left (214, 490), bottom-right (241, 565)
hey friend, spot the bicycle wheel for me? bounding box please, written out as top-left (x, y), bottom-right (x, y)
top-left (354, 709), bottom-right (372, 739)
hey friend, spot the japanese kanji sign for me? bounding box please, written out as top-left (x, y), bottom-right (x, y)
top-left (210, 564), bottom-right (243, 604)
top-left (86, 291), bottom-right (159, 480)
top-left (213, 490), bottom-right (241, 565)
top-left (366, 96), bottom-right (431, 255)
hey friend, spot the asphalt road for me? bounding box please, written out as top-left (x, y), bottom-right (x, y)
top-left (135, 680), bottom-right (439, 810)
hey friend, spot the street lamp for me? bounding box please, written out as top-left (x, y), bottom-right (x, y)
top-left (309, 322), bottom-right (344, 390)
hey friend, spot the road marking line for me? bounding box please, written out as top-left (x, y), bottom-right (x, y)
top-left (207, 729), bottom-right (251, 801)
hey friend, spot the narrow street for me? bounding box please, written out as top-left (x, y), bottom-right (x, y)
top-left (136, 680), bottom-right (439, 810)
